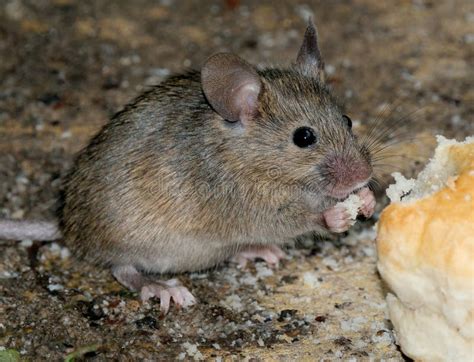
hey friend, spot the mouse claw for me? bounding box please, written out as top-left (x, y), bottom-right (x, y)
top-left (232, 245), bottom-right (286, 268)
top-left (140, 280), bottom-right (197, 314)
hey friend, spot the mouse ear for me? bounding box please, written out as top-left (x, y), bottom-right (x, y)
top-left (201, 53), bottom-right (261, 123)
top-left (295, 18), bottom-right (325, 81)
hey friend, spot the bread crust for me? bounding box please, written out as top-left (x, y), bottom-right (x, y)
top-left (376, 138), bottom-right (474, 361)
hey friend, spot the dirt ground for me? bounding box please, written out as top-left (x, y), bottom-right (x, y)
top-left (0, 0), bottom-right (473, 360)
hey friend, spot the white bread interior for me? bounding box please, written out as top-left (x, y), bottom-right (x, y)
top-left (336, 193), bottom-right (364, 225)
top-left (376, 136), bottom-right (474, 362)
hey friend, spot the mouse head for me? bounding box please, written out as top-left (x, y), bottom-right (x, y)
top-left (201, 20), bottom-right (372, 200)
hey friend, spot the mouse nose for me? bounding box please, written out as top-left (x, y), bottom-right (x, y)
top-left (323, 154), bottom-right (372, 197)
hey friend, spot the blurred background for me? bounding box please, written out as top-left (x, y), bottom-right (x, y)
top-left (0, 0), bottom-right (472, 360)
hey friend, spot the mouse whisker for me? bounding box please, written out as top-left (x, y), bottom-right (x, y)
top-left (366, 128), bottom-right (434, 157)
top-left (367, 177), bottom-right (383, 192)
top-left (362, 105), bottom-right (428, 154)
top-left (369, 135), bottom-right (430, 156)
top-left (363, 99), bottom-right (406, 145)
top-left (362, 97), bottom-right (414, 145)
top-left (371, 152), bottom-right (419, 163)
top-left (372, 163), bottom-right (410, 172)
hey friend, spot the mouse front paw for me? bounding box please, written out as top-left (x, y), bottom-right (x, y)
top-left (231, 245), bottom-right (286, 268)
top-left (357, 187), bottom-right (376, 218)
top-left (322, 205), bottom-right (352, 233)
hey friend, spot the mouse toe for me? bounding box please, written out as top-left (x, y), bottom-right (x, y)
top-left (231, 244), bottom-right (286, 268)
top-left (111, 265), bottom-right (196, 314)
top-left (140, 280), bottom-right (197, 314)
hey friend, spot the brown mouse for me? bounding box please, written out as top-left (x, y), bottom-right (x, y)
top-left (0, 21), bottom-right (375, 313)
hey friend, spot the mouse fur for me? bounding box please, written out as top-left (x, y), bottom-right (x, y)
top-left (62, 32), bottom-right (372, 274)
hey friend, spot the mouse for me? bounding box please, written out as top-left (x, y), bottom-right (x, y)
top-left (0, 20), bottom-right (375, 313)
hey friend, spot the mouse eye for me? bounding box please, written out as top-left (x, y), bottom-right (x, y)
top-left (342, 115), bottom-right (352, 129)
top-left (293, 127), bottom-right (317, 148)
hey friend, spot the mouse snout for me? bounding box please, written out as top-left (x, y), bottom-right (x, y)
top-left (322, 154), bottom-right (372, 199)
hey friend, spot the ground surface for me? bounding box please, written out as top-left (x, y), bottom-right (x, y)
top-left (0, 0), bottom-right (473, 360)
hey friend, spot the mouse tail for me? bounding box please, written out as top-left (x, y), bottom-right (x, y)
top-left (0, 219), bottom-right (61, 241)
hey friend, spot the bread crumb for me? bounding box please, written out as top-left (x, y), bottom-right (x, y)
top-left (335, 194), bottom-right (364, 225)
top-left (386, 172), bottom-right (416, 202)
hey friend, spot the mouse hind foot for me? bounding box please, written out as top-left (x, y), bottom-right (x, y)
top-left (231, 245), bottom-right (286, 268)
top-left (112, 265), bottom-right (196, 314)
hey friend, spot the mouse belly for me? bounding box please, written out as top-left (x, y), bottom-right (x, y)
top-left (108, 229), bottom-right (292, 274)
top-left (112, 234), bottom-right (239, 274)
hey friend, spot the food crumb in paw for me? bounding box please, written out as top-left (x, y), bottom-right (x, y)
top-left (335, 194), bottom-right (364, 225)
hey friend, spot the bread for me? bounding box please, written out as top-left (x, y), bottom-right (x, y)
top-left (376, 136), bottom-right (474, 361)
top-left (336, 193), bottom-right (364, 226)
